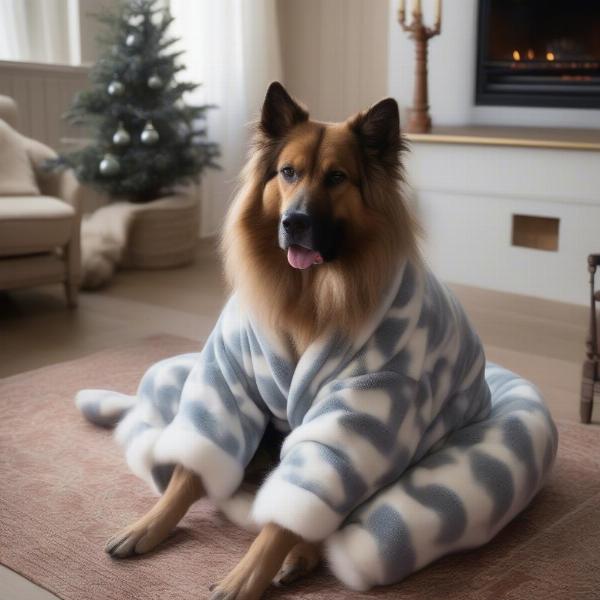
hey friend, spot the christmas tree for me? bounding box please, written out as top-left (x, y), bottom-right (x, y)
top-left (54, 0), bottom-right (219, 203)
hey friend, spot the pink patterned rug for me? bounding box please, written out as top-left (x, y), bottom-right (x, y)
top-left (1, 335), bottom-right (599, 599)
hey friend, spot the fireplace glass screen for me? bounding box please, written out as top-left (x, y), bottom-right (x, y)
top-left (476, 0), bottom-right (600, 108)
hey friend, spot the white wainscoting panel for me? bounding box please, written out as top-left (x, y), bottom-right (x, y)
top-left (0, 60), bottom-right (89, 149)
top-left (406, 143), bottom-right (599, 305)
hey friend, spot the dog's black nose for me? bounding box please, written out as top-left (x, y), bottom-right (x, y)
top-left (282, 212), bottom-right (311, 236)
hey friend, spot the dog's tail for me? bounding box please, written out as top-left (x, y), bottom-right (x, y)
top-left (75, 389), bottom-right (137, 428)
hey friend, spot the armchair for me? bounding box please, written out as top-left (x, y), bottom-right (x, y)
top-left (0, 95), bottom-right (81, 307)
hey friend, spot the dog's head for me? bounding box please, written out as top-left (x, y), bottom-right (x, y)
top-left (223, 82), bottom-right (416, 343)
top-left (257, 82), bottom-right (405, 271)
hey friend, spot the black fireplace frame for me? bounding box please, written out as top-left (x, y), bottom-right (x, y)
top-left (475, 0), bottom-right (600, 109)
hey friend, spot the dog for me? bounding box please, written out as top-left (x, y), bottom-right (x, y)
top-left (77, 82), bottom-right (557, 599)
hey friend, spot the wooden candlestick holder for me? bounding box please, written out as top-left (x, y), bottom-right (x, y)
top-left (398, 6), bottom-right (441, 134)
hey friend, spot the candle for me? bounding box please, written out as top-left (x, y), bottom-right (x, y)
top-left (435, 0), bottom-right (441, 25)
top-left (413, 0), bottom-right (422, 15)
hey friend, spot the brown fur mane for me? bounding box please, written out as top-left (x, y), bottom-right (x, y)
top-left (221, 113), bottom-right (419, 354)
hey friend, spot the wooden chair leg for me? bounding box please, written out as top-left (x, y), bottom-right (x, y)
top-left (63, 236), bottom-right (80, 308)
top-left (64, 280), bottom-right (78, 308)
top-left (581, 362), bottom-right (595, 424)
top-left (580, 400), bottom-right (592, 424)
top-left (580, 378), bottom-right (593, 424)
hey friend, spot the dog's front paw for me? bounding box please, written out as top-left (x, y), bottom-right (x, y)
top-left (105, 520), bottom-right (170, 558)
top-left (210, 523), bottom-right (302, 599)
top-left (208, 581), bottom-right (258, 600)
top-left (274, 541), bottom-right (321, 586)
top-left (209, 559), bottom-right (270, 600)
top-left (209, 576), bottom-right (262, 600)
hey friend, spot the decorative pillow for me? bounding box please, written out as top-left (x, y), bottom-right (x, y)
top-left (0, 119), bottom-right (40, 196)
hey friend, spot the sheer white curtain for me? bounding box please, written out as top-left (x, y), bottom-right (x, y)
top-left (0, 0), bottom-right (78, 64)
top-left (0, 0), bottom-right (29, 61)
top-left (169, 0), bottom-right (282, 237)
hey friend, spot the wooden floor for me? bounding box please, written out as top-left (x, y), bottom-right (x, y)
top-left (0, 240), bottom-right (595, 599)
top-left (0, 239), bottom-right (592, 425)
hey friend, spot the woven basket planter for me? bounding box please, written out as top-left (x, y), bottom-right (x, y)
top-left (121, 194), bottom-right (199, 269)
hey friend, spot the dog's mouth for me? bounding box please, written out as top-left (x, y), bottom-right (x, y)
top-left (278, 208), bottom-right (340, 269)
top-left (287, 244), bottom-right (324, 270)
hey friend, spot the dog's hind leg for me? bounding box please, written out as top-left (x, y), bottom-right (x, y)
top-left (106, 464), bottom-right (204, 558)
top-left (325, 366), bottom-right (558, 590)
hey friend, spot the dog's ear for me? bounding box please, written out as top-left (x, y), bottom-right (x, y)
top-left (260, 82), bottom-right (308, 138)
top-left (350, 98), bottom-right (403, 164)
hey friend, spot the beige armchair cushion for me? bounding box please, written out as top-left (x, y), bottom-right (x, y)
top-left (0, 195), bottom-right (75, 257)
top-left (0, 119), bottom-right (40, 196)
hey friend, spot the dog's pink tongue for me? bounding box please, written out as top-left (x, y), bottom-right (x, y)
top-left (287, 246), bottom-right (322, 269)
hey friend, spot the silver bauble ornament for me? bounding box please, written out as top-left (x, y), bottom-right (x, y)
top-left (99, 153), bottom-right (120, 176)
top-left (112, 122), bottom-right (131, 146)
top-left (140, 121), bottom-right (159, 145)
top-left (126, 33), bottom-right (140, 47)
top-left (147, 75), bottom-right (163, 89)
top-left (128, 14), bottom-right (144, 26)
top-left (107, 80), bottom-right (125, 96)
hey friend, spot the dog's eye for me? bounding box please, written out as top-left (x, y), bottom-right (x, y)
top-left (280, 166), bottom-right (297, 181)
top-left (326, 170), bottom-right (347, 186)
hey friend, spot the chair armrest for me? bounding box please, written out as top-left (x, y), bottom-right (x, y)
top-left (0, 95), bottom-right (19, 129)
top-left (24, 135), bottom-right (57, 165)
top-left (17, 135), bottom-right (82, 294)
top-left (38, 168), bottom-right (83, 216)
top-left (23, 136), bottom-right (83, 215)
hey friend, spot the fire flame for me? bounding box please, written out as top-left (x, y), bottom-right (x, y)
top-left (512, 50), bottom-right (521, 61)
top-left (527, 49), bottom-right (535, 60)
top-left (546, 51), bottom-right (556, 61)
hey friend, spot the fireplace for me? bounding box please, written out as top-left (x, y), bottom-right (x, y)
top-left (476, 0), bottom-right (600, 109)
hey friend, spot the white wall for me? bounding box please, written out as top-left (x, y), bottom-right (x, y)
top-left (277, 0), bottom-right (390, 122)
top-left (387, 0), bottom-right (600, 129)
